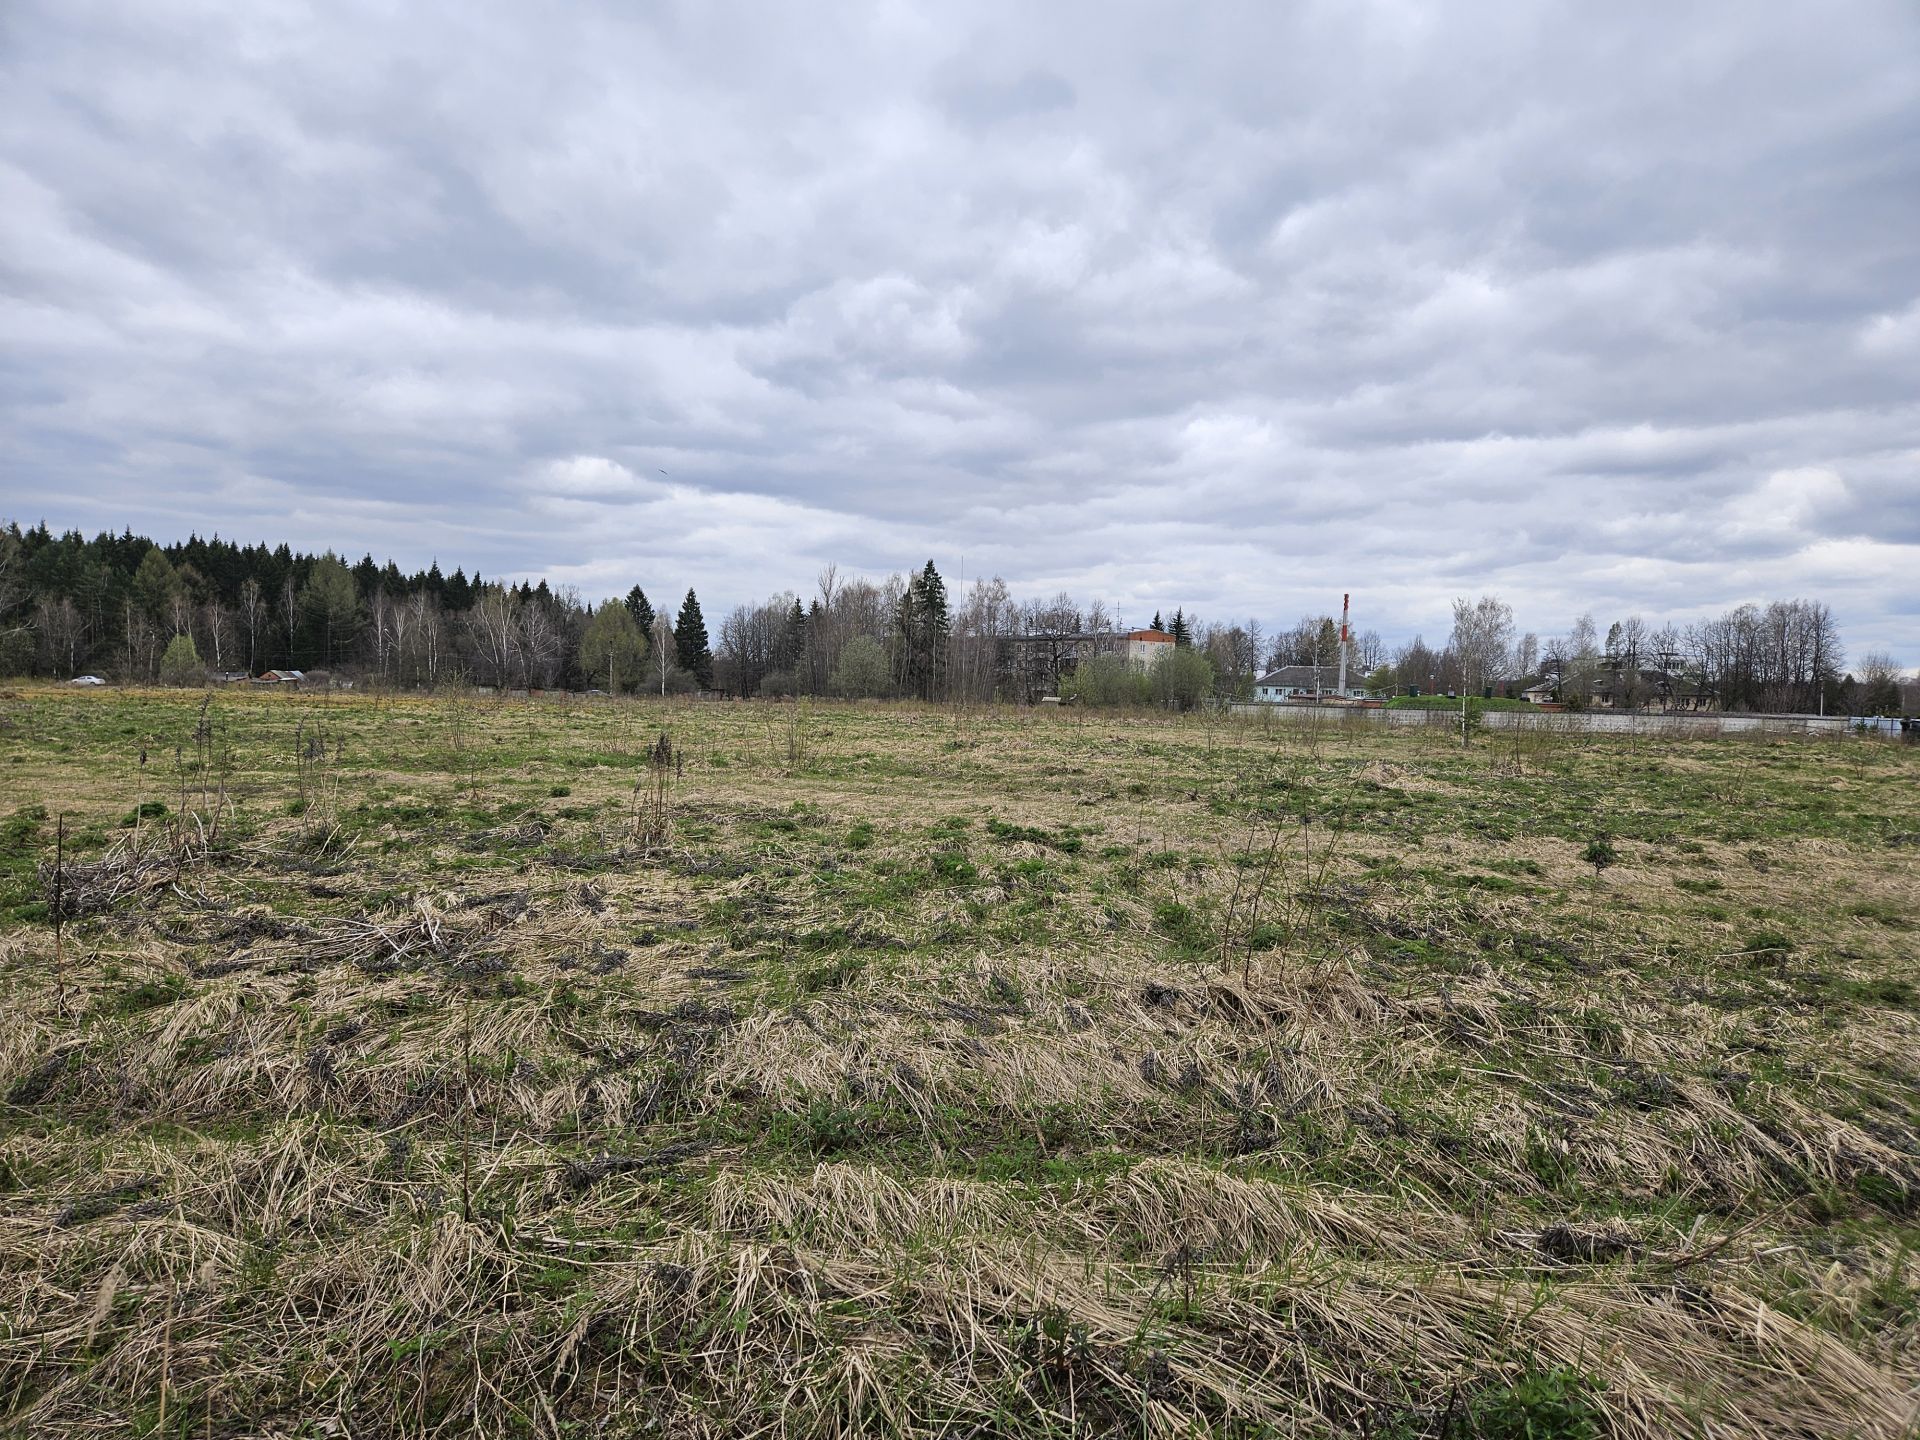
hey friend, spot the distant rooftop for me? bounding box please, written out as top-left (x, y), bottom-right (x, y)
top-left (1256, 665), bottom-right (1351, 688)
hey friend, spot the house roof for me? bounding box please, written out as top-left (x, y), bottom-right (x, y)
top-left (1126, 629), bottom-right (1175, 643)
top-left (1590, 667), bottom-right (1684, 693)
top-left (1256, 665), bottom-right (1349, 688)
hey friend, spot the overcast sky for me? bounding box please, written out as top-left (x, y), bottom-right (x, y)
top-left (3, 2), bottom-right (1917, 657)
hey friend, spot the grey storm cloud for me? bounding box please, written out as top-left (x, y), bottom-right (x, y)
top-left (2, 0), bottom-right (1917, 655)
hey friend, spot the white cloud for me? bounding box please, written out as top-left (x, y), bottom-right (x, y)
top-left (2, 1), bottom-right (1919, 657)
top-left (1725, 467), bottom-right (1851, 544)
top-left (1860, 299), bottom-right (1920, 357)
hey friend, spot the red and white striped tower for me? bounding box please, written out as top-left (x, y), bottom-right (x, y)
top-left (1337, 593), bottom-right (1351, 697)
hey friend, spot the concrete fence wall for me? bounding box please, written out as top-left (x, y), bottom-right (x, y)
top-left (1225, 703), bottom-right (1881, 739)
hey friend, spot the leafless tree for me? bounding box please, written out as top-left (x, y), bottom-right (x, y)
top-left (1352, 628), bottom-right (1386, 673)
top-left (651, 613), bottom-right (675, 695)
top-left (279, 576), bottom-right (300, 666)
top-left (238, 577), bottom-right (265, 675)
top-left (35, 595), bottom-right (85, 677)
top-left (1448, 594), bottom-right (1515, 692)
top-left (1513, 631), bottom-right (1539, 678)
top-left (464, 587), bottom-right (518, 688)
top-left (404, 591), bottom-right (445, 687)
top-left (516, 599), bottom-right (567, 688)
top-left (202, 601), bottom-right (235, 673)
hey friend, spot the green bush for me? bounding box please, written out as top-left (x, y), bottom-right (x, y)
top-left (1153, 646), bottom-right (1215, 712)
top-left (158, 633), bottom-right (204, 687)
top-left (1060, 653), bottom-right (1152, 707)
top-left (830, 636), bottom-right (893, 699)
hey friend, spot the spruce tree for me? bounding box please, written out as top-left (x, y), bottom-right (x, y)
top-left (1170, 609), bottom-right (1191, 647)
top-left (1151, 611), bottom-right (1164, 633)
top-left (914, 560), bottom-right (950, 699)
top-left (674, 589), bottom-right (713, 688)
top-left (624, 586), bottom-right (654, 638)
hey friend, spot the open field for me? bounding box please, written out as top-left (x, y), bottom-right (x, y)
top-left (1, 685), bottom-right (1916, 1439)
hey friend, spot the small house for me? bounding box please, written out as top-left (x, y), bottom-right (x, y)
top-left (1253, 665), bottom-right (1368, 703)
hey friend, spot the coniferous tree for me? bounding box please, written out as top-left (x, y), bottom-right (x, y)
top-left (131, 547), bottom-right (180, 630)
top-left (910, 560), bottom-right (950, 699)
top-left (894, 562), bottom-right (950, 700)
top-left (674, 588), bottom-right (713, 688)
top-left (1151, 611), bottom-right (1164, 632)
top-left (1170, 608), bottom-right (1191, 648)
top-left (625, 586), bottom-right (654, 638)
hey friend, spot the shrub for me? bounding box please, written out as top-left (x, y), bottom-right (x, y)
top-left (157, 633), bottom-right (204, 687)
top-left (1061, 654), bottom-right (1152, 707)
top-left (1153, 646), bottom-right (1215, 713)
top-left (830, 636), bottom-right (893, 699)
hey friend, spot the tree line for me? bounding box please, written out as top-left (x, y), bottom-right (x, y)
top-left (0, 522), bottom-right (720, 693)
top-left (1375, 594), bottom-right (1909, 717)
top-left (0, 523), bottom-right (1262, 704)
top-left (0, 521), bottom-right (1907, 713)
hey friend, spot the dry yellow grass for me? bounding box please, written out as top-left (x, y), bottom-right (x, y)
top-left (0, 684), bottom-right (1915, 1437)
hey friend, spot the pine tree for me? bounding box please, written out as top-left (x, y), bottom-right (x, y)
top-left (624, 586), bottom-right (654, 637)
top-left (1170, 608), bottom-right (1191, 648)
top-left (1151, 611), bottom-right (1164, 633)
top-left (674, 589), bottom-right (713, 688)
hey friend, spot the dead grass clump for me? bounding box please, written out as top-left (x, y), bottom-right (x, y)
top-left (37, 831), bottom-right (200, 921)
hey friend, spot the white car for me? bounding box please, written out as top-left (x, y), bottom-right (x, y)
top-left (67, 675), bottom-right (107, 686)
